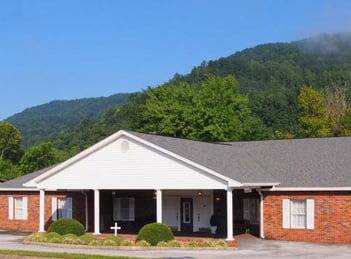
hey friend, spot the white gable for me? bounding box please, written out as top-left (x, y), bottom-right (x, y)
top-left (35, 135), bottom-right (229, 190)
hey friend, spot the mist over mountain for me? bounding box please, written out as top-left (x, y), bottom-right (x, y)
top-left (5, 33), bottom-right (351, 153)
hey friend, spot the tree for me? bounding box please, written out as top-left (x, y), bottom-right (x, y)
top-left (135, 75), bottom-right (271, 141)
top-left (297, 86), bottom-right (330, 137)
top-left (0, 160), bottom-right (21, 180)
top-left (19, 142), bottom-right (62, 174)
top-left (0, 121), bottom-right (22, 161)
top-left (324, 85), bottom-right (350, 136)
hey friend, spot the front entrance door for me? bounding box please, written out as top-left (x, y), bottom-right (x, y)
top-left (180, 198), bottom-right (193, 233)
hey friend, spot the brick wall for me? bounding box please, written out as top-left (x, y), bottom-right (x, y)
top-left (263, 191), bottom-right (351, 244)
top-left (0, 191), bottom-right (87, 232)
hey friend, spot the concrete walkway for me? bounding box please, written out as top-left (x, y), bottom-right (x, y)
top-left (0, 232), bottom-right (351, 258)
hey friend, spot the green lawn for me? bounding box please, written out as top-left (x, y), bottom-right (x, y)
top-left (0, 249), bottom-right (145, 258)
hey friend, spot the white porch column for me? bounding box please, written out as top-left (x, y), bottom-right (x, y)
top-left (226, 187), bottom-right (234, 241)
top-left (156, 189), bottom-right (162, 223)
top-left (39, 189), bottom-right (45, 232)
top-left (94, 189), bottom-right (100, 235)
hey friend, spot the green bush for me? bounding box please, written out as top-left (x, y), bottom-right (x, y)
top-left (120, 239), bottom-right (133, 246)
top-left (48, 218), bottom-right (85, 236)
top-left (136, 240), bottom-right (151, 247)
top-left (78, 234), bottom-right (97, 245)
top-left (102, 237), bottom-right (122, 246)
top-left (136, 223), bottom-right (174, 246)
top-left (165, 240), bottom-right (182, 247)
top-left (27, 232), bottom-right (46, 242)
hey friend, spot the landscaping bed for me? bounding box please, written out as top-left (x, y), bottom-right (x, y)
top-left (25, 232), bottom-right (232, 249)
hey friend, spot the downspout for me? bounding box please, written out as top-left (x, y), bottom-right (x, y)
top-left (258, 191), bottom-right (265, 239)
top-left (81, 192), bottom-right (89, 232)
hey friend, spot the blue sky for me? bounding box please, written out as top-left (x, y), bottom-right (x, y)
top-left (1, 0), bottom-right (351, 120)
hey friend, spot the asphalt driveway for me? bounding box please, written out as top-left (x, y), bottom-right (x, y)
top-left (0, 231), bottom-right (350, 258)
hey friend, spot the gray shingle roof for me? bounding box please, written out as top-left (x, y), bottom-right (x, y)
top-left (130, 131), bottom-right (351, 188)
top-left (0, 166), bottom-right (54, 190)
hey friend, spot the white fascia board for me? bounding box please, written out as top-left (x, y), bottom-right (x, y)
top-left (241, 182), bottom-right (280, 188)
top-left (262, 187), bottom-right (351, 191)
top-left (24, 130), bottom-right (243, 188)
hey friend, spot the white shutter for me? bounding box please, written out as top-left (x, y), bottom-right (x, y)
top-left (66, 198), bottom-right (73, 218)
top-left (52, 197), bottom-right (57, 221)
top-left (243, 199), bottom-right (250, 220)
top-left (282, 199), bottom-right (291, 229)
top-left (129, 198), bottom-right (135, 221)
top-left (22, 197), bottom-right (28, 220)
top-left (306, 199), bottom-right (315, 229)
top-left (8, 197), bottom-right (14, 220)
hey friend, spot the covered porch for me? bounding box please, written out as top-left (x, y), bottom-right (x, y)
top-left (37, 187), bottom-right (264, 241)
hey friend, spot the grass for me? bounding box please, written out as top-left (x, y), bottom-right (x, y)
top-left (0, 249), bottom-right (143, 259)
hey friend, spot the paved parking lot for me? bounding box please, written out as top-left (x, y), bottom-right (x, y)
top-left (0, 231), bottom-right (351, 258)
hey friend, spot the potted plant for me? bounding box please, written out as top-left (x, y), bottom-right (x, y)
top-left (210, 214), bottom-right (219, 234)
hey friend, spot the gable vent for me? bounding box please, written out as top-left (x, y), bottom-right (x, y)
top-left (121, 140), bottom-right (129, 153)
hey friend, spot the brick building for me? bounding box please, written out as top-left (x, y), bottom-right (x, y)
top-left (0, 130), bottom-right (350, 244)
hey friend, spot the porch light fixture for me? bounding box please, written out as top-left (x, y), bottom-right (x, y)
top-left (112, 191), bottom-right (116, 196)
top-left (215, 197), bottom-right (220, 201)
top-left (197, 191), bottom-right (203, 196)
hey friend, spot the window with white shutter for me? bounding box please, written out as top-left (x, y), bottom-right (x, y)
top-left (282, 199), bottom-right (314, 230)
top-left (52, 197), bottom-right (72, 220)
top-left (8, 197), bottom-right (28, 220)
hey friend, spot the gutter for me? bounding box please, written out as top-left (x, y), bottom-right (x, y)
top-left (258, 191), bottom-right (265, 239)
top-left (81, 191), bottom-right (89, 232)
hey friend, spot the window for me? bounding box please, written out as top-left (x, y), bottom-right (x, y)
top-left (8, 197), bottom-right (28, 220)
top-left (282, 199), bottom-right (314, 229)
top-left (113, 197), bottom-right (135, 221)
top-left (52, 197), bottom-right (72, 221)
top-left (291, 200), bottom-right (306, 228)
top-left (243, 199), bottom-right (259, 224)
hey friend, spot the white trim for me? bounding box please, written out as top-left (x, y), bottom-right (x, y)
top-left (51, 197), bottom-right (57, 221)
top-left (39, 190), bottom-right (45, 232)
top-left (94, 190), bottom-right (100, 235)
top-left (156, 189), bottom-right (162, 223)
top-left (265, 187), bottom-right (351, 191)
top-left (306, 199), bottom-right (315, 229)
top-left (23, 130), bottom-right (242, 188)
top-left (241, 182), bottom-right (280, 188)
top-left (282, 199), bottom-right (290, 229)
top-left (22, 197), bottom-right (28, 220)
top-left (8, 197), bottom-right (14, 220)
top-left (226, 187), bottom-right (234, 241)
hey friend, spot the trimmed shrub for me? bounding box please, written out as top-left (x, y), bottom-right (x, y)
top-left (156, 241), bottom-right (168, 247)
top-left (136, 240), bottom-right (151, 247)
top-left (88, 239), bottom-right (103, 246)
top-left (27, 232), bottom-right (46, 242)
top-left (214, 240), bottom-right (228, 248)
top-left (102, 237), bottom-right (123, 246)
top-left (78, 234), bottom-right (97, 245)
top-left (185, 240), bottom-right (198, 247)
top-left (121, 239), bottom-right (133, 246)
top-left (166, 240), bottom-right (182, 247)
top-left (136, 223), bottom-right (174, 246)
top-left (48, 218), bottom-right (85, 236)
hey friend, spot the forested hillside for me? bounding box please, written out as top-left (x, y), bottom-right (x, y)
top-left (2, 33), bottom-right (351, 180)
top-left (6, 93), bottom-right (130, 148)
top-left (47, 33), bottom-right (351, 155)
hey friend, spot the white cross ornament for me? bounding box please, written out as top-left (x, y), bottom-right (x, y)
top-left (110, 222), bottom-right (121, 236)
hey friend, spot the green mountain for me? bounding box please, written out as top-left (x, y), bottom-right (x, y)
top-left (6, 93), bottom-right (130, 148)
top-left (8, 33), bottom-right (351, 155)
